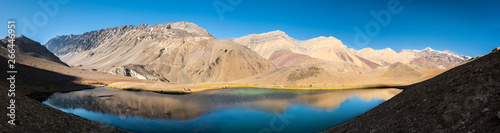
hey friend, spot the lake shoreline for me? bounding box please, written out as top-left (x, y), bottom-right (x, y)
top-left (106, 81), bottom-right (407, 94)
top-left (43, 87), bottom-right (402, 133)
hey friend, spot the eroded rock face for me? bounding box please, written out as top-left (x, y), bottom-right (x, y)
top-left (45, 22), bottom-right (276, 83)
top-left (107, 64), bottom-right (169, 82)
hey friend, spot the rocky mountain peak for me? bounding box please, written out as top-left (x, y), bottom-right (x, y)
top-left (422, 47), bottom-right (434, 51)
top-left (401, 47), bottom-right (472, 61)
top-left (45, 21), bottom-right (214, 56)
top-left (12, 35), bottom-right (36, 44)
top-left (379, 48), bottom-right (395, 53)
top-left (269, 30), bottom-right (286, 34)
top-left (164, 21), bottom-right (212, 37)
top-left (233, 30), bottom-right (298, 47)
top-left (395, 47), bottom-right (472, 69)
top-left (263, 30), bottom-right (292, 39)
top-left (1, 35), bottom-right (68, 66)
top-left (304, 36), bottom-right (343, 47)
top-left (3, 35), bottom-right (44, 50)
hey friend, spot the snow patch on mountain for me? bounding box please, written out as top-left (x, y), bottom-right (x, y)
top-left (400, 47), bottom-right (472, 61)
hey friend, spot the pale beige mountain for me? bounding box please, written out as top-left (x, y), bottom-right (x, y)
top-left (231, 30), bottom-right (306, 59)
top-left (355, 47), bottom-right (470, 69)
top-left (302, 36), bottom-right (374, 72)
top-left (45, 22), bottom-right (276, 84)
top-left (355, 48), bottom-right (416, 66)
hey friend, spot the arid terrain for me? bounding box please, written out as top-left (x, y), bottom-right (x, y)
top-left (0, 22), bottom-right (472, 95)
top-left (1, 21), bottom-right (492, 132)
top-left (40, 23), bottom-right (462, 92)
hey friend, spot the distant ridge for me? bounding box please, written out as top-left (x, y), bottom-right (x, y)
top-left (233, 30), bottom-right (376, 73)
top-left (354, 47), bottom-right (471, 69)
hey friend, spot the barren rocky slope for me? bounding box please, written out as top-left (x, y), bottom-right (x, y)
top-left (355, 48), bottom-right (415, 65)
top-left (326, 47), bottom-right (500, 132)
top-left (45, 22), bottom-right (276, 83)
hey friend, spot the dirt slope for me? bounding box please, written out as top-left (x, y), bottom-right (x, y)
top-left (366, 62), bottom-right (423, 79)
top-left (326, 47), bottom-right (500, 132)
top-left (268, 50), bottom-right (311, 68)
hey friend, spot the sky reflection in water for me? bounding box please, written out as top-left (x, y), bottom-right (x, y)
top-left (44, 87), bottom-right (401, 133)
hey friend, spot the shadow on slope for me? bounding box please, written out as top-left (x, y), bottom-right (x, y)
top-left (0, 56), bottom-right (93, 101)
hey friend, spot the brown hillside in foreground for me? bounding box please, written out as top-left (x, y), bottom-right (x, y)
top-left (326, 47), bottom-right (500, 132)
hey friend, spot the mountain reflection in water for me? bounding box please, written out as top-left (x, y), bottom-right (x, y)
top-left (46, 87), bottom-right (401, 121)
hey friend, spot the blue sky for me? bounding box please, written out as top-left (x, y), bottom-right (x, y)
top-left (1, 0), bottom-right (499, 57)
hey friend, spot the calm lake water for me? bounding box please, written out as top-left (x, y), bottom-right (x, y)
top-left (43, 87), bottom-right (401, 133)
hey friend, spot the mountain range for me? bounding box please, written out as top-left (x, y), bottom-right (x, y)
top-left (45, 22), bottom-right (275, 84)
top-left (41, 22), bottom-right (472, 88)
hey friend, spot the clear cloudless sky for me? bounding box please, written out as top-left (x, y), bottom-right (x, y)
top-left (1, 0), bottom-right (499, 57)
